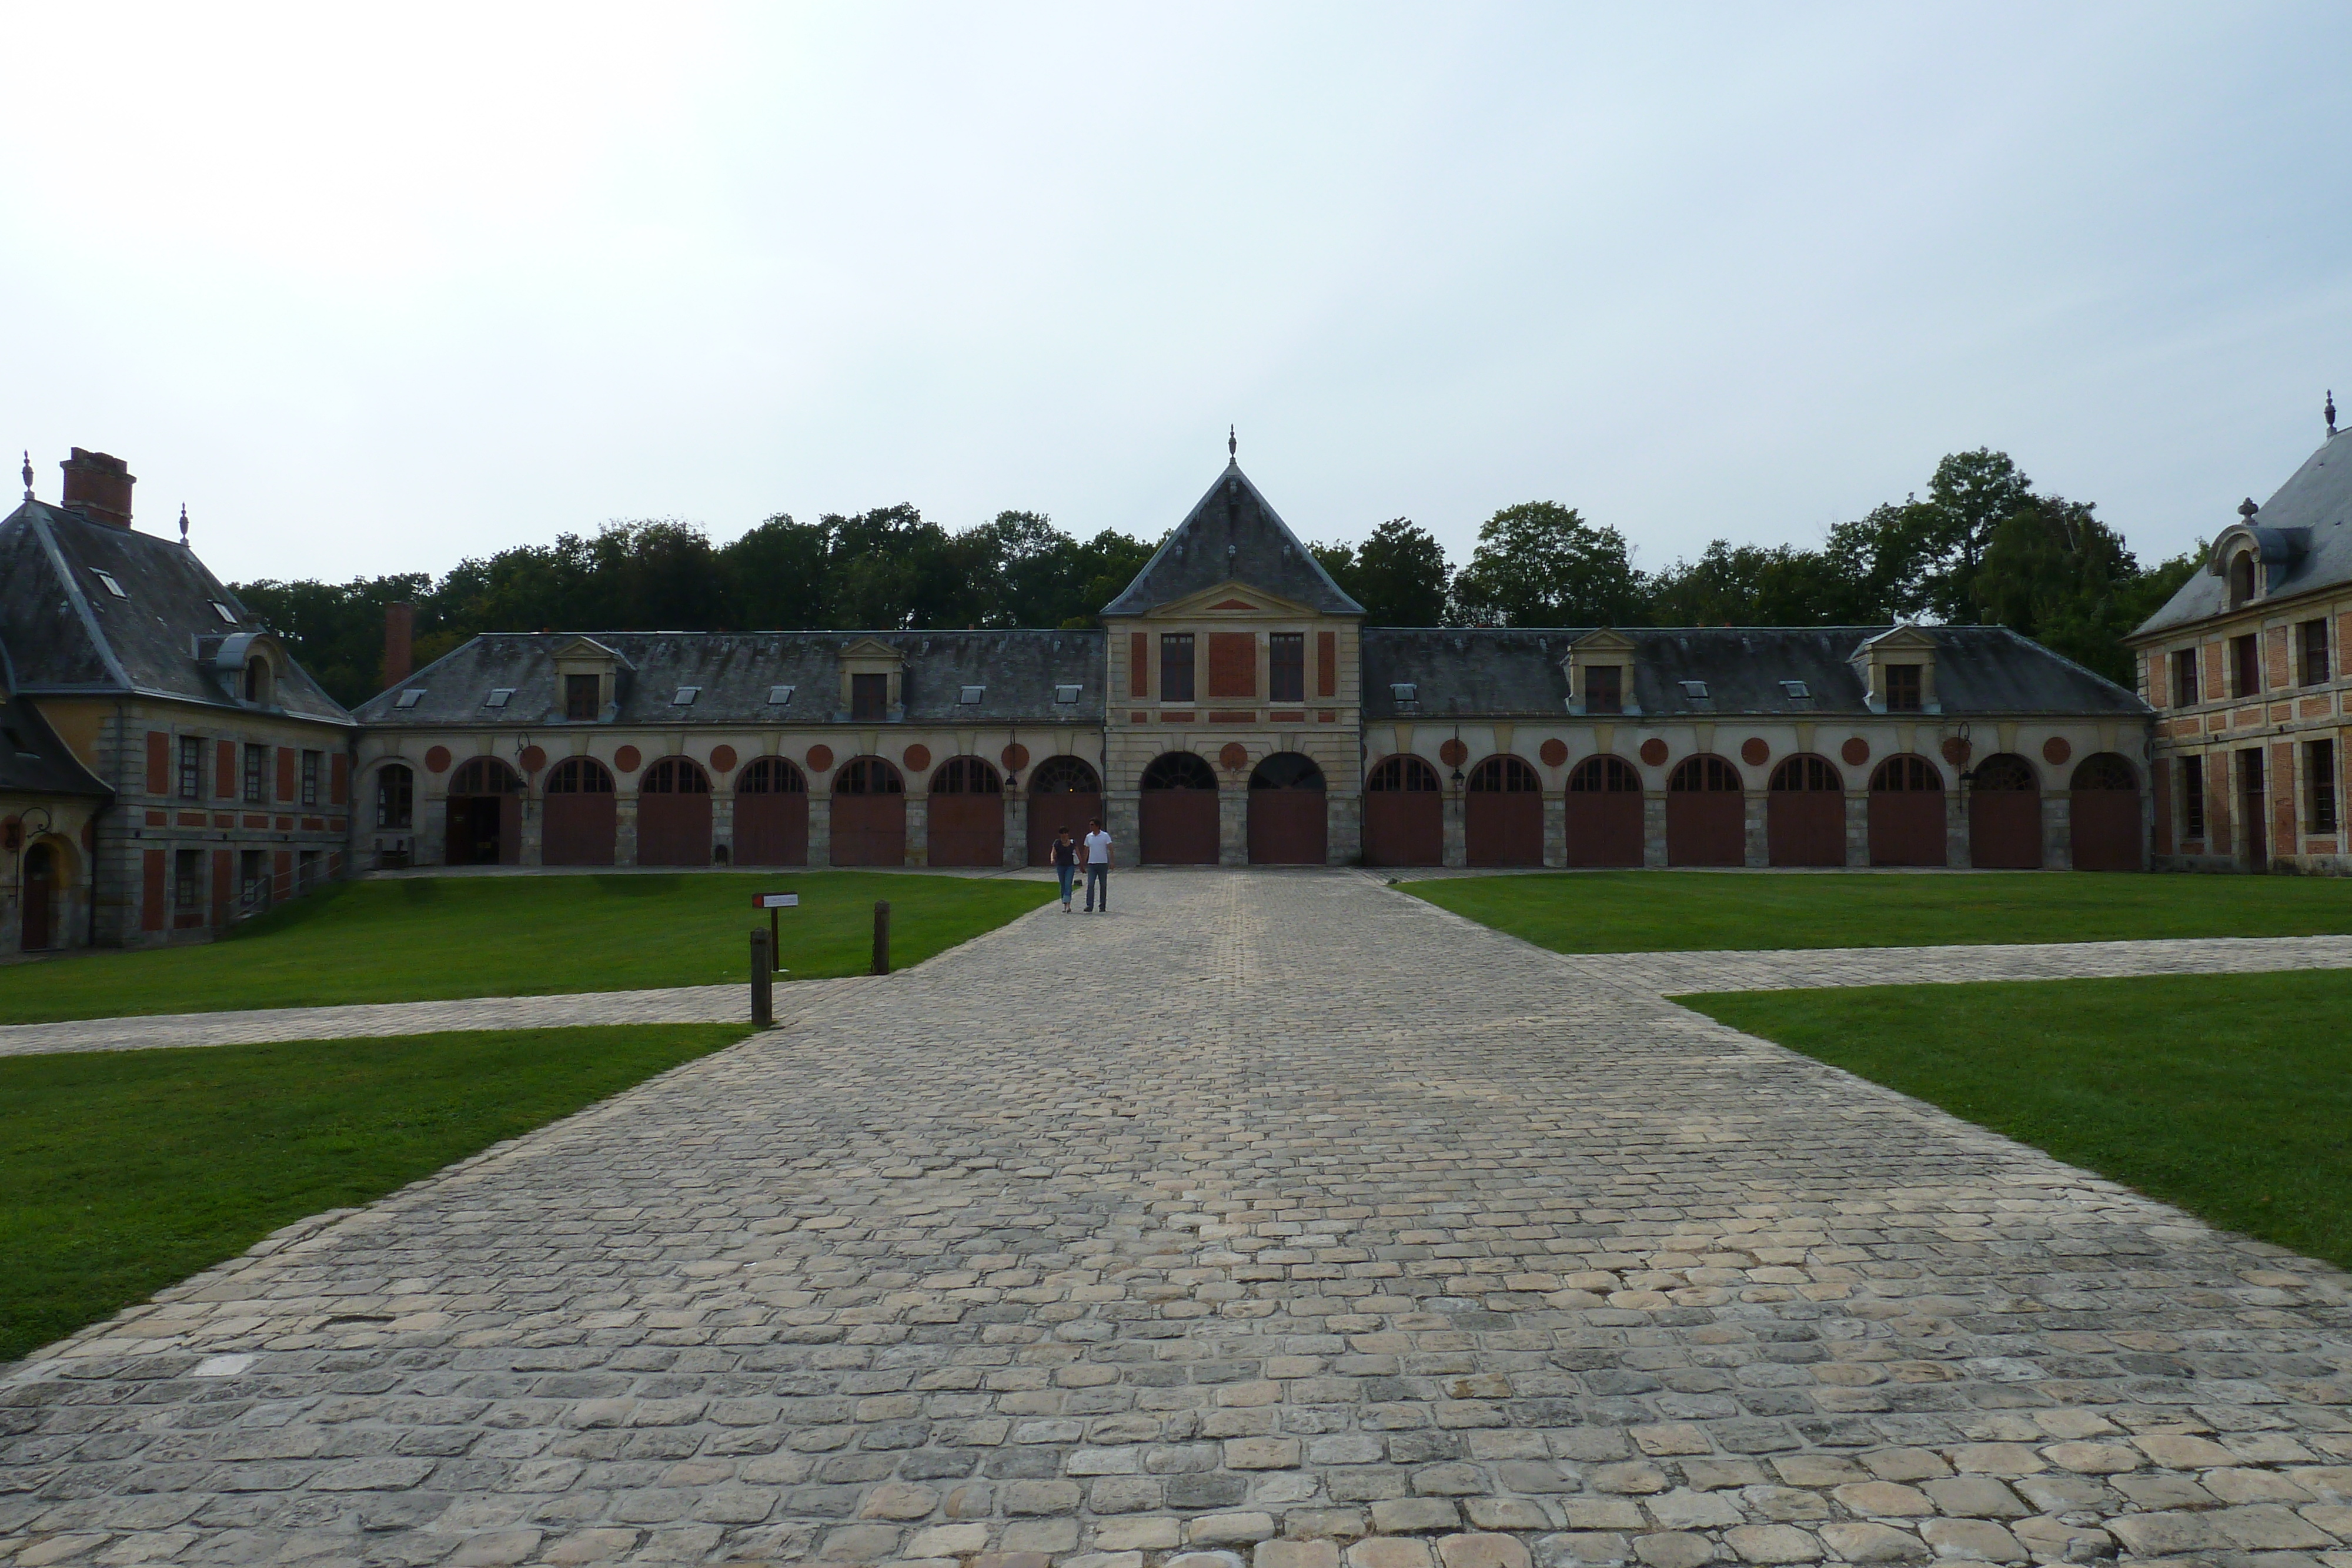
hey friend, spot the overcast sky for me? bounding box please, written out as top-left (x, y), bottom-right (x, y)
top-left (5, 4), bottom-right (2348, 587)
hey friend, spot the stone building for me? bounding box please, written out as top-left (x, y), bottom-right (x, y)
top-left (0, 450), bottom-right (355, 952)
top-left (360, 456), bottom-right (2155, 872)
top-left (2129, 412), bottom-right (2352, 872)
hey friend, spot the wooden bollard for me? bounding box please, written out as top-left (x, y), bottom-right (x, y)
top-left (750, 927), bottom-right (774, 1026)
top-left (871, 900), bottom-right (891, 976)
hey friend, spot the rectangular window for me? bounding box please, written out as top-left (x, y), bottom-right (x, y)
top-left (2181, 755), bottom-right (2204, 839)
top-left (239, 848), bottom-right (268, 911)
top-left (851, 671), bottom-right (888, 721)
top-left (564, 673), bottom-right (600, 720)
top-left (178, 735), bottom-right (203, 800)
top-left (2170, 648), bottom-right (2199, 708)
top-left (1586, 664), bottom-right (1622, 714)
top-left (173, 848), bottom-right (201, 911)
top-left (2308, 740), bottom-right (2338, 834)
top-left (242, 743), bottom-right (266, 804)
top-left (1885, 663), bottom-right (1923, 711)
top-left (2232, 633), bottom-right (2260, 698)
top-left (377, 767), bottom-right (412, 829)
top-left (1160, 633), bottom-right (1195, 704)
top-left (1268, 633), bottom-right (1305, 703)
top-left (2300, 619), bottom-right (2330, 687)
top-left (301, 750), bottom-right (320, 807)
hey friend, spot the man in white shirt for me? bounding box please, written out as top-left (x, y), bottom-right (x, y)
top-left (1082, 818), bottom-right (1112, 913)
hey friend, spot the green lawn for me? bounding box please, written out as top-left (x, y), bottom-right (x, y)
top-left (1681, 971), bottom-right (2352, 1270)
top-left (0, 871), bottom-right (1055, 1024)
top-left (0, 1024), bottom-right (751, 1364)
top-left (1407, 870), bottom-right (2352, 953)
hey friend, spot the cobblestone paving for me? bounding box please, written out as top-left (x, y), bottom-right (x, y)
top-left (5, 870), bottom-right (2351, 1568)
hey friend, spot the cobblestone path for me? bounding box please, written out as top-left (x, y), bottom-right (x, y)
top-left (5, 871), bottom-right (2351, 1567)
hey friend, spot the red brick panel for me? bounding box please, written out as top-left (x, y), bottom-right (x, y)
top-left (216, 740), bottom-right (237, 798)
top-left (2206, 753), bottom-right (2230, 856)
top-left (275, 849), bottom-right (294, 900)
top-left (1317, 631), bottom-right (1337, 698)
top-left (276, 747), bottom-right (297, 803)
top-left (2205, 639), bottom-right (2226, 701)
top-left (141, 848), bottom-right (166, 932)
top-left (1128, 633), bottom-right (1149, 698)
top-left (330, 753), bottom-right (349, 805)
top-left (145, 731), bottom-right (169, 795)
top-left (2273, 740), bottom-right (2297, 860)
top-left (1207, 633), bottom-right (1255, 699)
top-left (2267, 627), bottom-right (2291, 690)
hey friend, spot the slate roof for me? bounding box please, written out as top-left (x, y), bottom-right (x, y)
top-left (1101, 462), bottom-right (1364, 617)
top-left (352, 630), bottom-right (1107, 728)
top-left (1362, 626), bottom-right (2147, 720)
top-left (2133, 427), bottom-right (2352, 638)
top-left (0, 655), bottom-right (109, 798)
top-left (0, 499), bottom-right (350, 724)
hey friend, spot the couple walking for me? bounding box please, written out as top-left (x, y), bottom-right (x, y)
top-left (1047, 819), bottom-right (1112, 912)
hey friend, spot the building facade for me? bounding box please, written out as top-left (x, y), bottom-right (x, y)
top-left (358, 458), bottom-right (2157, 875)
top-left (2128, 420), bottom-right (2352, 873)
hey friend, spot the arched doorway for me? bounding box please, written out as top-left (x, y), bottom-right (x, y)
top-left (734, 757), bottom-right (809, 866)
top-left (1666, 755), bottom-right (1745, 867)
top-left (446, 757), bottom-right (522, 866)
top-left (637, 757), bottom-right (713, 866)
top-left (831, 756), bottom-right (906, 866)
top-left (1140, 751), bottom-right (1220, 864)
top-left (1027, 756), bottom-right (1103, 865)
top-left (1466, 755), bottom-right (1543, 867)
top-left (1868, 755), bottom-right (1947, 867)
top-left (1968, 753), bottom-right (2042, 869)
top-left (1767, 755), bottom-right (1844, 867)
top-left (543, 757), bottom-right (617, 865)
top-left (21, 840), bottom-right (56, 951)
top-left (2070, 754), bottom-right (2143, 871)
top-left (928, 756), bottom-right (1005, 867)
top-left (1565, 755), bottom-right (1643, 867)
top-left (1363, 754), bottom-right (1442, 867)
top-left (1248, 753), bottom-right (1327, 864)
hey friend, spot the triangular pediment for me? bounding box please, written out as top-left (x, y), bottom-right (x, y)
top-left (1138, 579), bottom-right (1321, 621)
top-left (1570, 627), bottom-right (1637, 653)
top-left (553, 636), bottom-right (624, 665)
top-left (838, 637), bottom-right (906, 665)
top-left (1856, 623), bottom-right (1936, 654)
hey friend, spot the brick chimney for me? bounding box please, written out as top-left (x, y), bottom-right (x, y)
top-left (383, 603), bottom-right (415, 690)
top-left (59, 449), bottom-right (135, 527)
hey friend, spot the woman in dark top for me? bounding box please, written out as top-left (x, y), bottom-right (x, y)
top-left (1048, 827), bottom-right (1078, 911)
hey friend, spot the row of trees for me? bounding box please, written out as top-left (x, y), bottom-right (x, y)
top-left (236, 449), bottom-right (2194, 708)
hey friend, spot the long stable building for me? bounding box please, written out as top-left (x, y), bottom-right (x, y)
top-left (350, 459), bottom-right (2153, 879)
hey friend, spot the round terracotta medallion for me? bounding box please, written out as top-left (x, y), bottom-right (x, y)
top-left (613, 744), bottom-right (642, 774)
top-left (518, 744), bottom-right (547, 773)
top-left (1438, 738), bottom-right (1469, 767)
top-left (1740, 737), bottom-right (1770, 767)
top-left (1002, 742), bottom-right (1031, 773)
top-left (710, 744), bottom-right (737, 775)
top-left (903, 743), bottom-right (933, 773)
top-left (1539, 738), bottom-right (1568, 768)
top-left (1840, 737), bottom-right (1871, 767)
top-left (1218, 741), bottom-right (1250, 771)
top-left (1940, 736), bottom-right (1971, 767)
top-left (806, 743), bottom-right (835, 773)
top-left (2042, 736), bottom-right (2072, 765)
top-left (424, 745), bottom-right (452, 774)
top-left (1638, 738), bottom-right (1669, 767)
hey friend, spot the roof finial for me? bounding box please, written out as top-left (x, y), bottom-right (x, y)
top-left (2329, 390), bottom-right (2338, 436)
top-left (2240, 497), bottom-right (2260, 521)
top-left (19, 452), bottom-right (31, 502)
top-left (1228, 424), bottom-right (1237, 463)
top-left (178, 503), bottom-right (190, 546)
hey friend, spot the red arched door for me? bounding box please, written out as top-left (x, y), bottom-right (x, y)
top-left (1248, 753), bottom-right (1327, 864)
top-left (1766, 755), bottom-right (1844, 867)
top-left (1140, 753), bottom-right (1220, 864)
top-left (1868, 756), bottom-right (1947, 867)
top-left (1364, 755), bottom-right (1442, 866)
top-left (1565, 756), bottom-right (1643, 867)
top-left (1027, 757), bottom-right (1104, 865)
top-left (928, 757), bottom-right (1005, 867)
top-left (1967, 754), bottom-right (2042, 869)
top-left (446, 757), bottom-right (523, 866)
top-left (1465, 755), bottom-right (1543, 866)
top-left (2070, 754), bottom-right (2143, 871)
top-left (1666, 755), bottom-right (1745, 866)
top-left (637, 757), bottom-right (713, 866)
top-left (734, 758), bottom-right (809, 866)
top-left (542, 758), bottom-right (616, 865)
top-left (831, 757), bottom-right (907, 866)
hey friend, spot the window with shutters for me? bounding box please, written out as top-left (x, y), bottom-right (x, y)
top-left (174, 849), bottom-right (201, 911)
top-left (564, 674), bottom-right (600, 721)
top-left (243, 743), bottom-right (266, 804)
top-left (2170, 648), bottom-right (2199, 708)
top-left (1885, 664), bottom-right (1923, 711)
top-left (2300, 619), bottom-right (2330, 687)
top-left (1585, 665), bottom-right (1622, 714)
top-left (1160, 634), bottom-right (1195, 703)
top-left (851, 673), bottom-right (888, 721)
top-left (2232, 634), bottom-right (2260, 698)
top-left (2309, 740), bottom-right (2338, 834)
top-left (1268, 633), bottom-right (1305, 702)
top-left (178, 735), bottom-right (203, 800)
top-left (301, 751), bottom-right (320, 807)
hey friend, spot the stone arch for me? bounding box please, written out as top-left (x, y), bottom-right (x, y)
top-left (1363, 754), bottom-right (1442, 867)
top-left (831, 756), bottom-right (907, 866)
top-left (543, 756), bottom-right (617, 866)
top-left (2070, 753), bottom-right (2142, 872)
top-left (1766, 754), bottom-right (1844, 867)
top-left (1466, 754), bottom-right (1542, 867)
top-left (734, 757), bottom-right (810, 867)
top-left (1140, 751), bottom-right (1218, 865)
top-left (928, 757), bottom-right (1005, 867)
top-left (445, 757), bottom-right (522, 867)
top-left (1027, 756), bottom-right (1102, 866)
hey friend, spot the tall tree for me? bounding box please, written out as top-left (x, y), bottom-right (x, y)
top-left (1643, 540), bottom-right (1887, 626)
top-left (1314, 517), bottom-right (1452, 624)
top-left (1452, 502), bottom-right (1641, 626)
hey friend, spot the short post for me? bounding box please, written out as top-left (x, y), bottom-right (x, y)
top-left (750, 927), bottom-right (774, 1026)
top-left (871, 900), bottom-right (891, 975)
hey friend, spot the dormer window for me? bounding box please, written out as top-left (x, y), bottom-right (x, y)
top-left (485, 688), bottom-right (514, 709)
top-left (958, 685), bottom-right (985, 705)
top-left (210, 601), bottom-right (239, 624)
top-left (91, 569), bottom-right (126, 599)
top-left (564, 674), bottom-right (600, 720)
top-left (1390, 683), bottom-right (1418, 704)
top-left (2229, 552), bottom-right (2257, 609)
top-left (1586, 665), bottom-right (1623, 714)
top-left (767, 684), bottom-right (796, 706)
top-left (242, 657), bottom-right (272, 704)
top-left (1054, 684), bottom-right (1082, 704)
top-left (1886, 664), bottom-right (1923, 711)
top-left (395, 688), bottom-right (426, 708)
top-left (672, 686), bottom-right (700, 706)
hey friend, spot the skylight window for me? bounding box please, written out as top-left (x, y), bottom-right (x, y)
top-left (1391, 683), bottom-right (1418, 703)
top-left (1780, 680), bottom-right (1812, 699)
top-left (766, 684), bottom-right (796, 706)
top-left (1054, 683), bottom-right (1082, 704)
top-left (91, 569), bottom-right (127, 599)
top-left (210, 601), bottom-right (239, 624)
top-left (484, 688), bottom-right (514, 708)
top-left (395, 688), bottom-right (426, 708)
top-left (958, 685), bottom-right (985, 704)
top-left (672, 686), bottom-right (700, 706)
top-left (1679, 680), bottom-right (1709, 699)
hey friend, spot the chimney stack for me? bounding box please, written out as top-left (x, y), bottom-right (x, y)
top-left (59, 449), bottom-right (135, 527)
top-left (383, 602), bottom-right (415, 690)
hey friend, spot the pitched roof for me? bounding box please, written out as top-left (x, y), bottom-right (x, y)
top-left (2133, 427), bottom-right (2352, 638)
top-left (350, 630), bottom-right (1106, 727)
top-left (1362, 626), bottom-right (2146, 719)
top-left (0, 654), bottom-right (109, 798)
top-left (0, 500), bottom-right (351, 724)
top-left (1101, 462), bottom-right (1364, 616)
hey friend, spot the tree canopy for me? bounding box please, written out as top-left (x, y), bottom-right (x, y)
top-left (236, 449), bottom-right (2195, 709)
